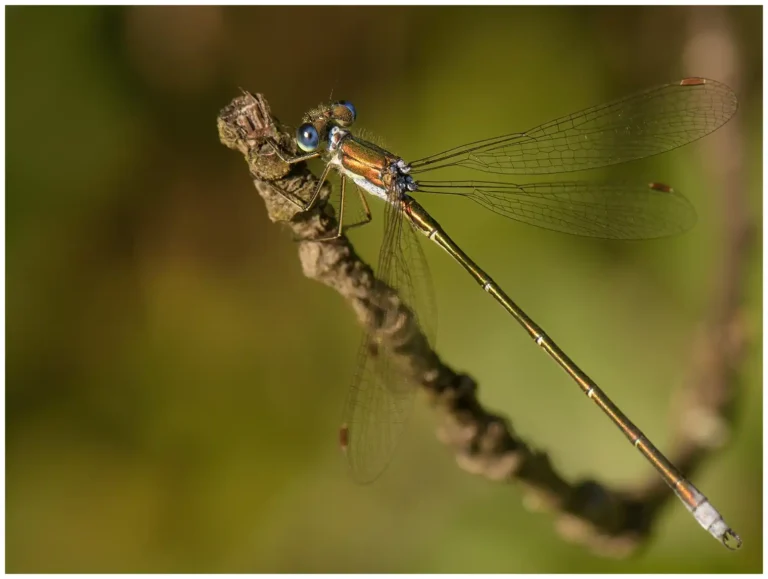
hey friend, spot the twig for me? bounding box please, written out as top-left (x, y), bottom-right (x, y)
top-left (665, 4), bottom-right (752, 523)
top-left (217, 88), bottom-right (745, 557)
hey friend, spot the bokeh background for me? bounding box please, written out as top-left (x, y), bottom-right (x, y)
top-left (6, 5), bottom-right (762, 573)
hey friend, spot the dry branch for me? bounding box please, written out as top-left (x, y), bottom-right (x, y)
top-left (217, 86), bottom-right (746, 556)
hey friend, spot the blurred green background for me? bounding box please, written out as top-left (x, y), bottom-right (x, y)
top-left (6, 5), bottom-right (762, 573)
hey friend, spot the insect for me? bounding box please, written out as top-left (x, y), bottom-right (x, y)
top-left (268, 78), bottom-right (739, 549)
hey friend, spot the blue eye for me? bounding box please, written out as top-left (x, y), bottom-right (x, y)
top-left (331, 100), bottom-right (356, 127)
top-left (296, 123), bottom-right (319, 152)
top-left (337, 100), bottom-right (356, 122)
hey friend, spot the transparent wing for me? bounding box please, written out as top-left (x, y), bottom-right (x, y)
top-left (416, 180), bottom-right (696, 240)
top-left (409, 78), bottom-right (737, 175)
top-left (341, 193), bottom-right (436, 483)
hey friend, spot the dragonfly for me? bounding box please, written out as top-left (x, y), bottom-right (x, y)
top-left (267, 77), bottom-right (739, 549)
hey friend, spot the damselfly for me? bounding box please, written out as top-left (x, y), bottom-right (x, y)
top-left (269, 78), bottom-right (739, 549)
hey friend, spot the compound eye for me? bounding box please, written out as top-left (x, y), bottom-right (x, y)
top-left (332, 100), bottom-right (357, 127)
top-left (338, 100), bottom-right (357, 121)
top-left (296, 123), bottom-right (320, 152)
